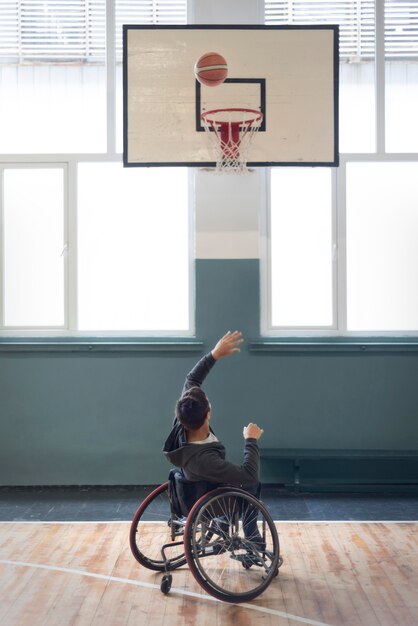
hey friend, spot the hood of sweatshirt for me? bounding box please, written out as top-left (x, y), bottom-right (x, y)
top-left (162, 421), bottom-right (225, 469)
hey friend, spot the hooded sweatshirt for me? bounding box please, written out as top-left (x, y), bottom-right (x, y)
top-left (162, 352), bottom-right (260, 487)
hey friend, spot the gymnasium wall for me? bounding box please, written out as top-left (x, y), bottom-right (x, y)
top-left (1, 253), bottom-right (418, 486)
top-left (1, 0), bottom-right (418, 487)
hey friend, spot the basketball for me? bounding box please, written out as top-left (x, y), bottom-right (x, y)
top-left (194, 52), bottom-right (228, 87)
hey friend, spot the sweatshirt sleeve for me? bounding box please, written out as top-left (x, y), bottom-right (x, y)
top-left (185, 439), bottom-right (260, 487)
top-left (181, 352), bottom-right (216, 395)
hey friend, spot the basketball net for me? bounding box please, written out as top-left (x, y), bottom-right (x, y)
top-left (201, 108), bottom-right (263, 173)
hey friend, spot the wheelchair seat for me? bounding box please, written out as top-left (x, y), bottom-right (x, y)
top-left (168, 468), bottom-right (220, 517)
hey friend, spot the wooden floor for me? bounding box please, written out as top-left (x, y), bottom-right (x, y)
top-left (0, 521), bottom-right (417, 626)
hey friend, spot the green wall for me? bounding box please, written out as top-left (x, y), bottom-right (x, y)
top-left (1, 259), bottom-right (418, 486)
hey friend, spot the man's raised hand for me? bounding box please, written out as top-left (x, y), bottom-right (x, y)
top-left (211, 330), bottom-right (244, 361)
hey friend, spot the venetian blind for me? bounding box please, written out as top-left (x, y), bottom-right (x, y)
top-left (0, 0), bottom-right (187, 63)
top-left (265, 1), bottom-right (418, 60)
top-left (115, 0), bottom-right (187, 58)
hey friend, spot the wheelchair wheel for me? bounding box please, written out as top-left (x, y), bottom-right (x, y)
top-left (130, 482), bottom-right (186, 572)
top-left (184, 488), bottom-right (280, 603)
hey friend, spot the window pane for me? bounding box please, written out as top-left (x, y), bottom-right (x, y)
top-left (77, 164), bottom-right (190, 332)
top-left (347, 163), bottom-right (418, 331)
top-left (3, 168), bottom-right (65, 326)
top-left (0, 1), bottom-right (106, 153)
top-left (385, 1), bottom-right (418, 152)
top-left (270, 169), bottom-right (333, 327)
top-left (340, 61), bottom-right (375, 153)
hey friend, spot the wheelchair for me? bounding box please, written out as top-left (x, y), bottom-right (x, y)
top-left (130, 469), bottom-right (282, 603)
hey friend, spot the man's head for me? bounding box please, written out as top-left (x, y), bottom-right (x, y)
top-left (176, 387), bottom-right (210, 431)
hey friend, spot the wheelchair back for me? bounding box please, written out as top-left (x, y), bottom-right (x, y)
top-left (168, 468), bottom-right (220, 517)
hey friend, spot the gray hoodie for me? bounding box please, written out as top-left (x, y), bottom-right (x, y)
top-left (162, 352), bottom-right (260, 487)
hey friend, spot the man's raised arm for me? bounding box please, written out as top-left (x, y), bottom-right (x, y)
top-left (181, 331), bottom-right (243, 395)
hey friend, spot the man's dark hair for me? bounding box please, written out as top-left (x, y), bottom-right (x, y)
top-left (176, 387), bottom-right (210, 431)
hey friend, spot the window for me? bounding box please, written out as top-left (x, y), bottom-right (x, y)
top-left (77, 164), bottom-right (189, 332)
top-left (0, 0), bottom-right (190, 337)
top-left (346, 163), bottom-right (418, 332)
top-left (3, 167), bottom-right (65, 327)
top-left (385, 1), bottom-right (418, 151)
top-left (0, 1), bottom-right (107, 153)
top-left (264, 1), bottom-right (418, 336)
top-left (269, 169), bottom-right (333, 329)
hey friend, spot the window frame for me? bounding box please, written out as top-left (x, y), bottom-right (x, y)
top-left (262, 1), bottom-right (418, 338)
top-left (0, 0), bottom-right (193, 339)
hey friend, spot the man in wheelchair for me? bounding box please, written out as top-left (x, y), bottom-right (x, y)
top-left (131, 331), bottom-right (281, 602)
top-left (163, 330), bottom-right (266, 549)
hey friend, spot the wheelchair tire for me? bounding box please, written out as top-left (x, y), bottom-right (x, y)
top-left (130, 482), bottom-right (187, 572)
top-left (184, 488), bottom-right (280, 604)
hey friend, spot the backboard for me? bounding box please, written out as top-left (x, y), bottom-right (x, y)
top-left (123, 25), bottom-right (339, 168)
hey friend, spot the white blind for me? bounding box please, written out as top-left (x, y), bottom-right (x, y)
top-left (0, 1), bottom-right (106, 62)
top-left (115, 0), bottom-right (187, 58)
top-left (265, 1), bottom-right (418, 60)
top-left (385, 1), bottom-right (418, 59)
top-left (0, 0), bottom-right (187, 63)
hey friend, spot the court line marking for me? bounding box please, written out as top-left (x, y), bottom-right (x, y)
top-left (0, 558), bottom-right (333, 626)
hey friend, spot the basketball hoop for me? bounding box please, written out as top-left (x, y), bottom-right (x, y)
top-left (201, 108), bottom-right (263, 173)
